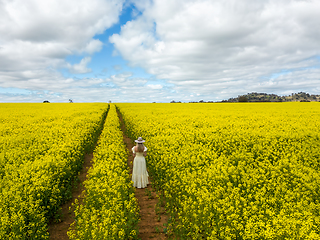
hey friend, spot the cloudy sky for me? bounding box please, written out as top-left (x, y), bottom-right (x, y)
top-left (0, 0), bottom-right (319, 103)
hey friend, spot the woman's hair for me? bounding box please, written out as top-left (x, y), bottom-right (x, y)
top-left (136, 143), bottom-right (144, 152)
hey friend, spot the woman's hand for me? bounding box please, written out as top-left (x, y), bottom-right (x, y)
top-left (143, 152), bottom-right (147, 157)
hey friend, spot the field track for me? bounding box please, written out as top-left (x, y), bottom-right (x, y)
top-left (117, 108), bottom-right (168, 240)
top-left (47, 105), bottom-right (167, 239)
top-left (48, 153), bottom-right (93, 239)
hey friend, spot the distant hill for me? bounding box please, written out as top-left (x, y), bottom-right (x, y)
top-left (222, 92), bottom-right (320, 102)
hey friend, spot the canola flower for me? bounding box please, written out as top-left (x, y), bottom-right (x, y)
top-left (117, 102), bottom-right (320, 239)
top-left (0, 103), bottom-right (108, 239)
top-left (68, 104), bottom-right (139, 240)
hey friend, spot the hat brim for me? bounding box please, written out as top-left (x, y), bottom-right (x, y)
top-left (135, 140), bottom-right (145, 143)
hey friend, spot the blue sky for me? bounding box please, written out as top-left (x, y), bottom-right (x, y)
top-left (0, 0), bottom-right (320, 103)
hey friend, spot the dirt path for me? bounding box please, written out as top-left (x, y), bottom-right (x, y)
top-left (48, 108), bottom-right (168, 239)
top-left (117, 109), bottom-right (168, 240)
top-left (48, 152), bottom-right (93, 239)
top-left (48, 110), bottom-right (108, 239)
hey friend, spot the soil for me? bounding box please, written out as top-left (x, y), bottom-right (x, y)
top-left (117, 109), bottom-right (168, 240)
top-left (48, 152), bottom-right (93, 239)
top-left (48, 109), bottom-right (168, 239)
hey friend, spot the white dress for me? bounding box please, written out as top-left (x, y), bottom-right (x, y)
top-left (132, 146), bottom-right (149, 188)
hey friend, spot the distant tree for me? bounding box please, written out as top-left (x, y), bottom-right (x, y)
top-left (69, 99), bottom-right (73, 103)
top-left (238, 96), bottom-right (248, 102)
top-left (170, 100), bottom-right (176, 103)
top-left (43, 100), bottom-right (50, 103)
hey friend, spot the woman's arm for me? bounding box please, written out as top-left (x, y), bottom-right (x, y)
top-left (143, 147), bottom-right (147, 157)
top-left (132, 146), bottom-right (136, 158)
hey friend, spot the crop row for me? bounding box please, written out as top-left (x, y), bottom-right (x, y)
top-left (0, 103), bottom-right (108, 239)
top-left (117, 102), bottom-right (320, 239)
top-left (68, 104), bottom-right (139, 240)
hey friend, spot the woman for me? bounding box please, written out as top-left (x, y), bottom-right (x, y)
top-left (132, 137), bottom-right (149, 188)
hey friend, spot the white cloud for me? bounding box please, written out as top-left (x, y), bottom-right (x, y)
top-left (110, 0), bottom-right (320, 99)
top-left (0, 0), bottom-right (124, 89)
top-left (0, 73), bottom-right (176, 103)
top-left (1, 0), bottom-right (180, 103)
top-left (1, 0), bottom-right (320, 103)
top-left (68, 57), bottom-right (92, 74)
top-left (82, 39), bottom-right (104, 54)
top-left (147, 84), bottom-right (162, 89)
top-left (0, 0), bottom-right (123, 43)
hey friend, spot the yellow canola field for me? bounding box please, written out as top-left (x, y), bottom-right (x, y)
top-left (0, 103), bottom-right (108, 239)
top-left (68, 104), bottom-right (139, 240)
top-left (117, 102), bottom-right (320, 239)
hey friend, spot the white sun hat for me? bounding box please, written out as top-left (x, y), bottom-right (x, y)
top-left (135, 137), bottom-right (145, 143)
